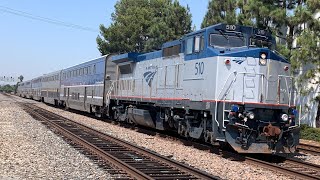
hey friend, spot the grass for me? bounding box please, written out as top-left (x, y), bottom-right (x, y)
top-left (300, 124), bottom-right (320, 142)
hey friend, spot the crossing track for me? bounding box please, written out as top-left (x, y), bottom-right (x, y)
top-left (244, 155), bottom-right (320, 180)
top-left (19, 102), bottom-right (219, 180)
top-left (298, 143), bottom-right (320, 156)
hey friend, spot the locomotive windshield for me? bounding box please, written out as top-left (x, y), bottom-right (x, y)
top-left (210, 34), bottom-right (246, 48)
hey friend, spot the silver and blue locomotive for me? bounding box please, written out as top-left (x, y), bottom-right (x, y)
top-left (109, 23), bottom-right (300, 154)
top-left (17, 23), bottom-right (300, 154)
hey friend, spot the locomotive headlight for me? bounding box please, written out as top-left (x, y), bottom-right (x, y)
top-left (247, 112), bottom-right (255, 120)
top-left (259, 58), bottom-right (267, 65)
top-left (259, 53), bottom-right (267, 66)
top-left (281, 114), bottom-right (289, 121)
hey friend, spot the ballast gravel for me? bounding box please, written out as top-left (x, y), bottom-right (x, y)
top-left (29, 99), bottom-right (314, 180)
top-left (0, 94), bottom-right (111, 179)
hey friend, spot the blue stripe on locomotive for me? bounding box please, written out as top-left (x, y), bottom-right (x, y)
top-left (61, 57), bottom-right (105, 86)
top-left (112, 23), bottom-right (288, 64)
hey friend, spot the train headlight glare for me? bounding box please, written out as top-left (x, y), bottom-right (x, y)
top-left (281, 114), bottom-right (289, 121)
top-left (260, 53), bottom-right (267, 59)
top-left (247, 112), bottom-right (255, 119)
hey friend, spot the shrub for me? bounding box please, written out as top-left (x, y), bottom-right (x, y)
top-left (300, 124), bottom-right (320, 142)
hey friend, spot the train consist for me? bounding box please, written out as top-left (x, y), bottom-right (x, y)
top-left (17, 23), bottom-right (300, 154)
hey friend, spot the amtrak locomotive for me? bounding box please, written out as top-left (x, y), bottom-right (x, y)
top-left (17, 23), bottom-right (300, 154)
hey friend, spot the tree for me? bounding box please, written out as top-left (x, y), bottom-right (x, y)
top-left (18, 75), bottom-right (24, 82)
top-left (145, 0), bottom-right (192, 51)
top-left (290, 0), bottom-right (320, 85)
top-left (201, 0), bottom-right (237, 28)
top-left (97, 0), bottom-right (192, 55)
top-left (0, 84), bottom-right (15, 93)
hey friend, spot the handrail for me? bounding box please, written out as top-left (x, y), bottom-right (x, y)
top-left (106, 81), bottom-right (115, 105)
top-left (215, 71), bottom-right (238, 127)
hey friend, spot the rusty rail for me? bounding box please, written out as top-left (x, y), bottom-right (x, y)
top-left (298, 142), bottom-right (320, 156)
top-left (20, 103), bottom-right (219, 180)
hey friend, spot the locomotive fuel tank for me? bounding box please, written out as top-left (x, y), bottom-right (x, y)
top-left (127, 108), bottom-right (156, 129)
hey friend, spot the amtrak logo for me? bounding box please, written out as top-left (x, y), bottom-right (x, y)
top-left (144, 65), bottom-right (158, 86)
top-left (232, 57), bottom-right (246, 64)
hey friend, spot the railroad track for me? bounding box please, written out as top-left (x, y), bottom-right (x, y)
top-left (245, 154), bottom-right (320, 180)
top-left (298, 143), bottom-right (320, 156)
top-left (9, 93), bottom-right (320, 180)
top-left (20, 102), bottom-right (219, 180)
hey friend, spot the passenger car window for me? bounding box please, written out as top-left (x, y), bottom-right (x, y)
top-left (93, 65), bottom-right (96, 74)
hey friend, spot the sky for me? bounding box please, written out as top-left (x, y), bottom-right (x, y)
top-left (0, 0), bottom-right (208, 83)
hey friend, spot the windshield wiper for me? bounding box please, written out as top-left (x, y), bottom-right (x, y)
top-left (218, 30), bottom-right (229, 40)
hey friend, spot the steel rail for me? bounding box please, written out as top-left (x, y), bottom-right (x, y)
top-left (244, 156), bottom-right (320, 180)
top-left (13, 95), bottom-right (320, 180)
top-left (298, 143), bottom-right (320, 156)
top-left (22, 104), bottom-right (151, 180)
top-left (22, 103), bottom-right (219, 180)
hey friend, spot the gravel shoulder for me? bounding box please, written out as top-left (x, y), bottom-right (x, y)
top-left (32, 99), bottom-right (300, 180)
top-left (0, 94), bottom-right (111, 179)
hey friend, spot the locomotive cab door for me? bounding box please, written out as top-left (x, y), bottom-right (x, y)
top-left (183, 34), bottom-right (206, 101)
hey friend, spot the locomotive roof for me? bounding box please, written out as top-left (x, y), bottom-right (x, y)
top-left (112, 23), bottom-right (279, 64)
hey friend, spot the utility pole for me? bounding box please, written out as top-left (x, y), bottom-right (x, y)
top-left (0, 76), bottom-right (18, 82)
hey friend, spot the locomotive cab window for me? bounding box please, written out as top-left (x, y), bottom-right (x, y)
top-left (210, 34), bottom-right (246, 48)
top-left (185, 36), bottom-right (205, 54)
top-left (194, 36), bottom-right (205, 52)
top-left (185, 38), bottom-right (193, 54)
top-left (194, 36), bottom-right (200, 52)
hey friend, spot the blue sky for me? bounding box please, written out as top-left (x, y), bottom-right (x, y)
top-left (0, 0), bottom-right (208, 82)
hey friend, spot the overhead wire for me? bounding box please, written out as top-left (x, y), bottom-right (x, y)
top-left (0, 5), bottom-right (98, 32)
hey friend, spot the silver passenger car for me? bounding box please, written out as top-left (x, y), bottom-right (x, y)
top-left (60, 55), bottom-right (115, 115)
top-left (31, 77), bottom-right (42, 101)
top-left (41, 71), bottom-right (61, 105)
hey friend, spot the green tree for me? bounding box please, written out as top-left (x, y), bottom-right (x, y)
top-left (0, 84), bottom-right (15, 93)
top-left (145, 0), bottom-right (192, 51)
top-left (97, 0), bottom-right (192, 55)
top-left (18, 75), bottom-right (24, 82)
top-left (201, 0), bottom-right (237, 28)
top-left (290, 0), bottom-right (320, 85)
